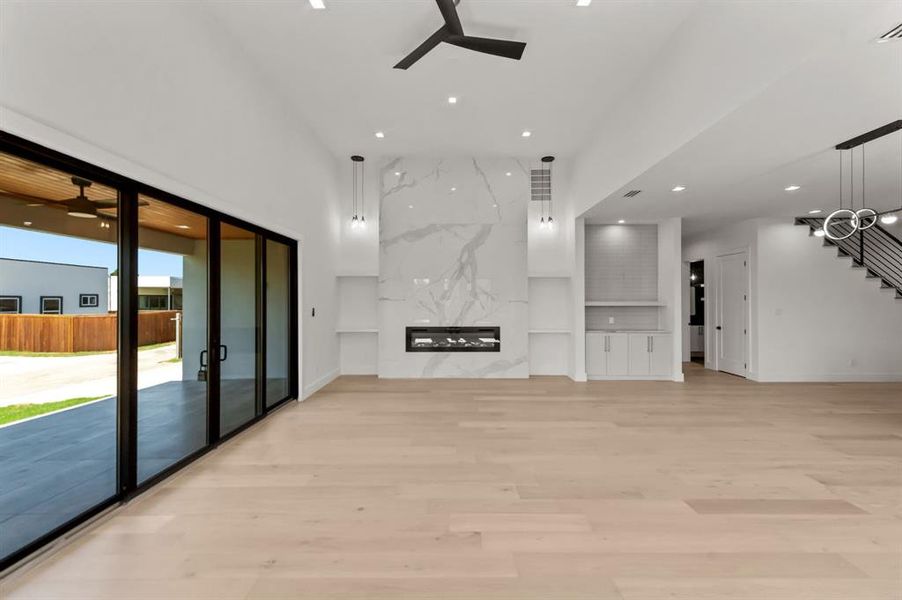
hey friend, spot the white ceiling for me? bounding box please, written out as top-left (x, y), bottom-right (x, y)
top-left (575, 3), bottom-right (902, 235)
top-left (203, 0), bottom-right (902, 235)
top-left (203, 0), bottom-right (699, 157)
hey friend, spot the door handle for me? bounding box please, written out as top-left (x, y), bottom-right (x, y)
top-left (605, 336), bottom-right (610, 352)
top-left (219, 344), bottom-right (228, 362)
top-left (197, 350), bottom-right (208, 381)
top-left (650, 336), bottom-right (654, 353)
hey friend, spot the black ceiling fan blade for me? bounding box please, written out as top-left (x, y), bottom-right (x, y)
top-left (435, 0), bottom-right (464, 36)
top-left (445, 35), bottom-right (526, 61)
top-left (395, 25), bottom-right (449, 70)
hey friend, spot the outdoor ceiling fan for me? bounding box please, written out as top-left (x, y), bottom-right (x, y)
top-left (0, 177), bottom-right (145, 219)
top-left (395, 0), bottom-right (526, 70)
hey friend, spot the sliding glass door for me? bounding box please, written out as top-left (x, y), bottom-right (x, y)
top-left (0, 133), bottom-right (298, 570)
top-left (136, 195), bottom-right (209, 484)
top-left (266, 239), bottom-right (291, 407)
top-left (0, 152), bottom-right (119, 562)
top-left (218, 222), bottom-right (259, 436)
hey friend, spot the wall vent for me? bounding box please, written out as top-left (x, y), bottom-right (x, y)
top-left (878, 23), bottom-right (902, 42)
top-left (530, 169), bottom-right (551, 202)
top-left (623, 190), bottom-right (642, 198)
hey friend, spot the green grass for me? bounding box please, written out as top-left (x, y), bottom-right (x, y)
top-left (0, 342), bottom-right (174, 358)
top-left (0, 396), bottom-right (105, 426)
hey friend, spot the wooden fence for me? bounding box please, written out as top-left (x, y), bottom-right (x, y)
top-left (0, 311), bottom-right (180, 353)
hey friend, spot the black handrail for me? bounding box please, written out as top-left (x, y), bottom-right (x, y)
top-left (798, 217), bottom-right (902, 293)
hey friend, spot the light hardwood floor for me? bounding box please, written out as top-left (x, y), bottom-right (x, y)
top-left (2, 364), bottom-right (901, 599)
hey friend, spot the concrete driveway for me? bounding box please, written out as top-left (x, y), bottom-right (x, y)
top-left (0, 343), bottom-right (182, 407)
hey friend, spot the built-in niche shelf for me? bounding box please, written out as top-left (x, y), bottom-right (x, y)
top-left (337, 274), bottom-right (379, 374)
top-left (585, 300), bottom-right (666, 307)
top-left (528, 276), bottom-right (572, 375)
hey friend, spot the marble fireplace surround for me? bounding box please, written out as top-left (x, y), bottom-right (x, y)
top-left (378, 157), bottom-right (529, 378)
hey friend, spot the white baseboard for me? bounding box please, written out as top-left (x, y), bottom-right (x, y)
top-left (303, 367), bottom-right (340, 399)
top-left (756, 372), bottom-right (902, 383)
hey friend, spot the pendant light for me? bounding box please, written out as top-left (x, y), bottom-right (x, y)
top-left (350, 155), bottom-right (365, 227)
top-left (538, 155), bottom-right (554, 227)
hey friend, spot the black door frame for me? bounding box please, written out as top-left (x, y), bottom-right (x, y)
top-left (0, 131), bottom-right (300, 572)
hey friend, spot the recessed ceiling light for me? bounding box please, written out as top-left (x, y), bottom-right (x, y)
top-left (521, 131), bottom-right (532, 138)
top-left (309, 0), bottom-right (325, 9)
top-left (617, 219), bottom-right (626, 224)
top-left (785, 185), bottom-right (801, 192)
top-left (576, 0), bottom-right (592, 5)
top-left (814, 229), bottom-right (826, 237)
top-left (448, 96), bottom-right (458, 104)
top-left (672, 186), bottom-right (686, 192)
top-left (451, 187), bottom-right (457, 192)
top-left (881, 213), bottom-right (899, 225)
top-left (808, 209), bottom-right (822, 215)
top-left (176, 224), bottom-right (191, 229)
top-left (23, 221), bottom-right (32, 226)
top-left (505, 172), bottom-right (512, 177)
top-left (493, 204), bottom-right (498, 208)
top-left (408, 204), bottom-right (414, 209)
top-left (394, 171), bottom-right (401, 176)
top-left (375, 131), bottom-right (385, 139)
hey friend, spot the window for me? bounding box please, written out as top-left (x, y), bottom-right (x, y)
top-left (79, 293), bottom-right (99, 308)
top-left (40, 296), bottom-right (63, 314)
top-left (0, 296), bottom-right (22, 313)
top-left (138, 294), bottom-right (169, 310)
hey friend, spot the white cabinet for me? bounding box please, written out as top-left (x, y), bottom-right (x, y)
top-left (628, 334), bottom-right (651, 376)
top-left (649, 334), bottom-right (673, 377)
top-left (586, 333), bottom-right (629, 377)
top-left (629, 333), bottom-right (672, 377)
top-left (588, 332), bottom-right (672, 379)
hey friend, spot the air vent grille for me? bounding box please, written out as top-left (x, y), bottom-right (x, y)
top-left (530, 169), bottom-right (551, 202)
top-left (879, 23), bottom-right (902, 42)
top-left (623, 190), bottom-right (642, 198)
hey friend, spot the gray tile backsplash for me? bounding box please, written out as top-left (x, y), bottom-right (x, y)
top-left (586, 306), bottom-right (660, 331)
top-left (585, 224), bottom-right (658, 301)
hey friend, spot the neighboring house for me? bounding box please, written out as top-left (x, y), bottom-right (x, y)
top-left (0, 258), bottom-right (109, 315)
top-left (108, 275), bottom-right (183, 312)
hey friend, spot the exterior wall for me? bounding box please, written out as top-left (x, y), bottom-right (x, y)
top-left (0, 258), bottom-right (108, 314)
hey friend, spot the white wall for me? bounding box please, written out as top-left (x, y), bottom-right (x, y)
top-left (0, 2), bottom-right (343, 397)
top-left (684, 218), bottom-right (902, 382)
top-left (0, 258), bottom-right (108, 315)
top-left (756, 219), bottom-right (902, 382)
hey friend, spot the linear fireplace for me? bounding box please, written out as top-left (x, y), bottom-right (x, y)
top-left (406, 326), bottom-right (501, 353)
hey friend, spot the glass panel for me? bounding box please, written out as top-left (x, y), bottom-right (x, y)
top-left (137, 195), bottom-right (207, 483)
top-left (265, 239), bottom-right (290, 407)
top-left (0, 152), bottom-right (118, 562)
top-left (220, 223), bottom-right (258, 435)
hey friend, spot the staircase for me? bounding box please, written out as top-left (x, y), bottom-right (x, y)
top-left (795, 217), bottom-right (902, 302)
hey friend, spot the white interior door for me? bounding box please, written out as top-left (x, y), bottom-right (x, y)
top-left (716, 251), bottom-right (748, 377)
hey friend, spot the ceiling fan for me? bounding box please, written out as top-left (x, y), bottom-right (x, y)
top-left (0, 176), bottom-right (145, 219)
top-left (395, 0), bottom-right (527, 70)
